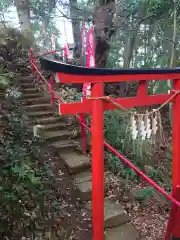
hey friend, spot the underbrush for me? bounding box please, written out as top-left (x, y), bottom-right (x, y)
top-left (104, 110), bottom-right (172, 197)
top-left (0, 79), bottom-right (60, 239)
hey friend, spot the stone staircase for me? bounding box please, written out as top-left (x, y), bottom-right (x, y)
top-left (19, 75), bottom-right (139, 240)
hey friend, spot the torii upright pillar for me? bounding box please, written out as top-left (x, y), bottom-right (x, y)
top-left (91, 82), bottom-right (104, 240)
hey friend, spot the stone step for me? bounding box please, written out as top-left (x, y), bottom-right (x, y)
top-left (74, 171), bottom-right (92, 184)
top-left (75, 178), bottom-right (92, 201)
top-left (60, 152), bottom-right (91, 174)
top-left (41, 122), bottom-right (66, 131)
top-left (19, 75), bottom-right (34, 79)
top-left (25, 103), bottom-right (54, 111)
top-left (40, 130), bottom-right (72, 142)
top-left (35, 116), bottom-right (65, 125)
top-left (104, 223), bottom-right (139, 240)
top-left (21, 93), bottom-right (43, 99)
top-left (74, 171), bottom-right (108, 201)
top-left (26, 111), bottom-right (54, 119)
top-left (0, 93), bottom-right (5, 100)
top-left (21, 83), bottom-right (35, 89)
top-left (22, 88), bottom-right (39, 93)
top-left (85, 199), bottom-right (130, 229)
top-left (20, 77), bottom-right (34, 84)
top-left (23, 97), bottom-right (50, 106)
top-left (51, 139), bottom-right (78, 151)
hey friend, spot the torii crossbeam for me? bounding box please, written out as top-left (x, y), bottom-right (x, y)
top-left (40, 57), bottom-right (180, 240)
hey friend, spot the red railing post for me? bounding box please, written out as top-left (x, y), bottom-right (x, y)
top-left (171, 79), bottom-right (180, 239)
top-left (91, 82), bottom-right (104, 240)
top-left (172, 186), bottom-right (180, 240)
top-left (49, 76), bottom-right (55, 104)
top-left (165, 186), bottom-right (180, 240)
top-left (165, 205), bottom-right (175, 239)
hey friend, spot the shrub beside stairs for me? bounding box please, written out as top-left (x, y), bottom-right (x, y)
top-left (19, 74), bottom-right (139, 240)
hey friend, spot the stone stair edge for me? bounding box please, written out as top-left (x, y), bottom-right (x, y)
top-left (104, 223), bottom-right (139, 240)
top-left (85, 198), bottom-right (131, 229)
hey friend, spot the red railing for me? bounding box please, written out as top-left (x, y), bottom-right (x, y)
top-left (29, 48), bottom-right (180, 240)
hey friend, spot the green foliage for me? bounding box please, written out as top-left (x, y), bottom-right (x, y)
top-left (0, 71), bottom-right (13, 89)
top-left (104, 111), bottom-right (147, 180)
top-left (108, 154), bottom-right (139, 182)
top-left (104, 110), bottom-right (128, 148)
top-left (167, 145), bottom-right (172, 161)
top-left (104, 110), bottom-right (171, 191)
top-left (132, 187), bottom-right (154, 201)
top-left (150, 80), bottom-right (170, 94)
top-left (0, 94), bottom-right (57, 238)
top-left (0, 0), bottom-right (12, 12)
top-left (31, 0), bottom-right (56, 19)
top-left (106, 48), bottom-right (121, 68)
top-left (148, 0), bottom-right (173, 17)
top-left (104, 110), bottom-right (152, 160)
top-left (32, 19), bottom-right (61, 48)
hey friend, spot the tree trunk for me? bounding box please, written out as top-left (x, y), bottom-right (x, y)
top-left (94, 2), bottom-right (115, 68)
top-left (119, 34), bottom-right (137, 96)
top-left (14, 0), bottom-right (35, 45)
top-left (93, 2), bottom-right (119, 96)
top-left (170, 2), bottom-right (177, 68)
top-left (169, 0), bottom-right (177, 127)
top-left (69, 0), bottom-right (82, 58)
top-left (123, 34), bottom-right (136, 68)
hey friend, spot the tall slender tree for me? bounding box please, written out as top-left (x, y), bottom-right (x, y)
top-left (14, 0), bottom-right (35, 44)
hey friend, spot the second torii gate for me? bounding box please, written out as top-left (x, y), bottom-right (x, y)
top-left (40, 57), bottom-right (180, 240)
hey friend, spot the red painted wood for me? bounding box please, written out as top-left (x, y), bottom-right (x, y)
top-left (138, 80), bottom-right (147, 97)
top-left (57, 72), bottom-right (180, 83)
top-left (91, 82), bottom-right (104, 240)
top-left (59, 94), bottom-right (170, 115)
top-left (165, 188), bottom-right (179, 240)
top-left (166, 186), bottom-right (180, 239)
top-left (165, 206), bottom-right (175, 240)
top-left (172, 186), bottom-right (180, 238)
top-left (59, 102), bottom-right (90, 115)
top-left (172, 78), bottom-right (180, 238)
top-left (172, 80), bottom-right (180, 195)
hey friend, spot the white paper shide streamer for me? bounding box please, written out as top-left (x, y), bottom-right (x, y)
top-left (130, 114), bottom-right (138, 140)
top-left (130, 111), bottom-right (159, 141)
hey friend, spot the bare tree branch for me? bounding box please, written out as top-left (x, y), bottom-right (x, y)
top-left (157, 24), bottom-right (175, 44)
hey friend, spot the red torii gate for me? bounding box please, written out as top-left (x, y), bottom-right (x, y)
top-left (40, 57), bottom-right (180, 240)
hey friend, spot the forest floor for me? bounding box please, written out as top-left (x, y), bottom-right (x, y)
top-left (104, 171), bottom-right (169, 240)
top-left (34, 147), bottom-right (93, 240)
